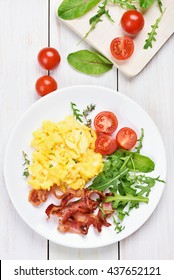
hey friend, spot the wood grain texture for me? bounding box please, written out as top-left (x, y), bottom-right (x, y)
top-left (56, 0), bottom-right (174, 77)
top-left (0, 0), bottom-right (48, 259)
top-left (118, 34), bottom-right (174, 259)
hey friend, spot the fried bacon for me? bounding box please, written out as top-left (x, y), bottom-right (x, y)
top-left (45, 189), bottom-right (114, 235)
top-left (28, 186), bottom-right (114, 235)
top-left (28, 189), bottom-right (49, 207)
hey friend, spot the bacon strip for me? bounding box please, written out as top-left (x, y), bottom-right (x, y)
top-left (45, 189), bottom-right (114, 235)
top-left (28, 189), bottom-right (49, 207)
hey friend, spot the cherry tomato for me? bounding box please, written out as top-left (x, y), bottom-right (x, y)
top-left (35, 76), bottom-right (58, 97)
top-left (116, 127), bottom-right (137, 150)
top-left (110, 37), bottom-right (134, 60)
top-left (95, 134), bottom-right (118, 155)
top-left (121, 10), bottom-right (145, 35)
top-left (38, 47), bottom-right (61, 70)
top-left (94, 111), bottom-right (118, 134)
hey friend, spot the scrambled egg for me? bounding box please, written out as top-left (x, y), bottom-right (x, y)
top-left (28, 116), bottom-right (103, 192)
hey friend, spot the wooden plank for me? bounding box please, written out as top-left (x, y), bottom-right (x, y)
top-left (56, 0), bottom-right (174, 77)
top-left (0, 0), bottom-right (48, 259)
top-left (48, 0), bottom-right (118, 260)
top-left (118, 34), bottom-right (174, 259)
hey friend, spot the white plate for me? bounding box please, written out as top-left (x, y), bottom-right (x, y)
top-left (4, 85), bottom-right (166, 248)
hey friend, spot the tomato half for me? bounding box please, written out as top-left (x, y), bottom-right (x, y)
top-left (116, 127), bottom-right (137, 150)
top-left (35, 76), bottom-right (58, 97)
top-left (38, 47), bottom-right (61, 70)
top-left (121, 10), bottom-right (145, 35)
top-left (110, 37), bottom-right (134, 60)
top-left (94, 111), bottom-right (118, 134)
top-left (95, 135), bottom-right (118, 155)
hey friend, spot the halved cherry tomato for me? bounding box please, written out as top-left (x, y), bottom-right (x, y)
top-left (94, 111), bottom-right (118, 134)
top-left (35, 76), bottom-right (58, 97)
top-left (38, 47), bottom-right (61, 70)
top-left (95, 134), bottom-right (118, 155)
top-left (116, 127), bottom-right (137, 150)
top-left (110, 37), bottom-right (134, 60)
top-left (121, 10), bottom-right (145, 35)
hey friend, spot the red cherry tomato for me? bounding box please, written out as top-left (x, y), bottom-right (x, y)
top-left (94, 111), bottom-right (118, 134)
top-left (110, 37), bottom-right (134, 60)
top-left (116, 127), bottom-right (137, 150)
top-left (95, 134), bottom-right (118, 155)
top-left (35, 76), bottom-right (58, 97)
top-left (38, 47), bottom-right (61, 70)
top-left (121, 10), bottom-right (145, 35)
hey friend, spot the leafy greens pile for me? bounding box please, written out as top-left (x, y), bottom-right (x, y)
top-left (88, 129), bottom-right (165, 233)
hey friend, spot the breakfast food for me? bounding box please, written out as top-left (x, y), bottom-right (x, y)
top-left (23, 106), bottom-right (164, 236)
top-left (28, 115), bottom-right (103, 192)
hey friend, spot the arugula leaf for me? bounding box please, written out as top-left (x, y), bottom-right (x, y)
top-left (112, 216), bottom-right (125, 233)
top-left (113, 0), bottom-right (137, 10)
top-left (134, 175), bottom-right (165, 196)
top-left (88, 129), bottom-right (164, 233)
top-left (116, 205), bottom-right (129, 220)
top-left (70, 102), bottom-right (96, 125)
top-left (58, 0), bottom-right (100, 20)
top-left (67, 50), bottom-right (113, 75)
top-left (157, 0), bottom-right (163, 13)
top-left (70, 102), bottom-right (83, 122)
top-left (139, 0), bottom-right (155, 9)
top-left (83, 0), bottom-right (114, 41)
top-left (120, 179), bottom-right (137, 196)
top-left (135, 128), bottom-right (144, 154)
top-left (106, 193), bottom-right (149, 207)
top-left (89, 168), bottom-right (129, 192)
top-left (144, 9), bottom-right (165, 49)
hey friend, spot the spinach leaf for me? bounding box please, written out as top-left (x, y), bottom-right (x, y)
top-left (139, 0), bottom-right (155, 9)
top-left (67, 50), bottom-right (113, 75)
top-left (114, 149), bottom-right (155, 173)
top-left (58, 0), bottom-right (100, 20)
top-left (127, 152), bottom-right (155, 173)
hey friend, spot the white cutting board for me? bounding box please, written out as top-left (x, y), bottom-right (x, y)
top-left (56, 1), bottom-right (174, 77)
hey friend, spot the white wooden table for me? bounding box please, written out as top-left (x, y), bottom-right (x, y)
top-left (0, 0), bottom-right (174, 260)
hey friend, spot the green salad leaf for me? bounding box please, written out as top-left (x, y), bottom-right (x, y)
top-left (83, 0), bottom-right (114, 40)
top-left (88, 128), bottom-right (165, 233)
top-left (144, 9), bottom-right (165, 49)
top-left (139, 0), bottom-right (155, 9)
top-left (58, 0), bottom-right (100, 20)
top-left (125, 151), bottom-right (155, 173)
top-left (70, 102), bottom-right (83, 122)
top-left (67, 50), bottom-right (113, 75)
top-left (113, 0), bottom-right (137, 10)
top-left (22, 151), bottom-right (30, 178)
top-left (106, 193), bottom-right (149, 208)
top-left (157, 0), bottom-right (163, 13)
